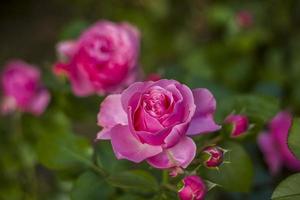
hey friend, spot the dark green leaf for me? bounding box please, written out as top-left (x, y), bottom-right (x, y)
top-left (71, 171), bottom-right (114, 200)
top-left (288, 118), bottom-right (300, 160)
top-left (202, 141), bottom-right (254, 192)
top-left (272, 173), bottom-right (300, 200)
top-left (107, 170), bottom-right (159, 193)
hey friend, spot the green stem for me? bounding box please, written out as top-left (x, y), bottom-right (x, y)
top-left (162, 170), bottom-right (169, 185)
top-left (63, 147), bottom-right (108, 177)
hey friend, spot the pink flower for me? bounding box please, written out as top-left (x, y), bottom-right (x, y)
top-left (202, 145), bottom-right (224, 168)
top-left (97, 79), bottom-right (220, 169)
top-left (224, 114), bottom-right (249, 138)
top-left (1, 60), bottom-right (50, 115)
top-left (257, 111), bottom-right (300, 175)
top-left (54, 20), bottom-right (140, 96)
top-left (235, 10), bottom-right (253, 28)
top-left (178, 175), bottom-right (207, 200)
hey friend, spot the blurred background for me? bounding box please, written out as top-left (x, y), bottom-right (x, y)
top-left (1, 0), bottom-right (300, 199)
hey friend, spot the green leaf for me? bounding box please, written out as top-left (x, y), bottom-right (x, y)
top-left (288, 118), bottom-right (300, 160)
top-left (202, 141), bottom-right (254, 192)
top-left (36, 111), bottom-right (92, 170)
top-left (107, 170), bottom-right (159, 193)
top-left (218, 95), bottom-right (279, 123)
top-left (95, 141), bottom-right (130, 173)
top-left (71, 171), bottom-right (114, 200)
top-left (59, 20), bottom-right (89, 40)
top-left (272, 173), bottom-right (300, 200)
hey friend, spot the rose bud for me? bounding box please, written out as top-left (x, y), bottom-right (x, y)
top-left (235, 10), bottom-right (253, 28)
top-left (202, 145), bottom-right (224, 168)
top-left (146, 73), bottom-right (161, 81)
top-left (54, 20), bottom-right (140, 96)
top-left (178, 175), bottom-right (207, 200)
top-left (169, 166), bottom-right (184, 177)
top-left (97, 79), bottom-right (220, 169)
top-left (224, 114), bottom-right (249, 138)
top-left (1, 60), bottom-right (50, 115)
top-left (258, 111), bottom-right (300, 175)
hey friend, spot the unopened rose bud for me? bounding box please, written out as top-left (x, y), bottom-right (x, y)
top-left (235, 10), bottom-right (253, 28)
top-left (146, 73), bottom-right (161, 81)
top-left (224, 114), bottom-right (249, 138)
top-left (178, 175), bottom-right (207, 200)
top-left (202, 145), bottom-right (224, 168)
top-left (169, 166), bottom-right (184, 177)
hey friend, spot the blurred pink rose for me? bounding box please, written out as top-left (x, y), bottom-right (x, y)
top-left (178, 175), bottom-right (207, 200)
top-left (1, 60), bottom-right (50, 115)
top-left (54, 20), bottom-right (140, 96)
top-left (258, 111), bottom-right (300, 175)
top-left (97, 79), bottom-right (220, 169)
top-left (224, 114), bottom-right (249, 138)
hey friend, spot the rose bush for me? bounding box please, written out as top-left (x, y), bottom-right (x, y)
top-left (97, 79), bottom-right (220, 169)
top-left (54, 20), bottom-right (140, 96)
top-left (1, 60), bottom-right (50, 115)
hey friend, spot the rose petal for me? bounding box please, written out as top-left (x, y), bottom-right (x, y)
top-left (56, 41), bottom-right (77, 59)
top-left (121, 81), bottom-right (151, 111)
top-left (187, 88), bottom-right (220, 135)
top-left (28, 89), bottom-right (51, 116)
top-left (70, 64), bottom-right (95, 96)
top-left (147, 137), bottom-right (196, 169)
top-left (97, 94), bottom-right (128, 139)
top-left (110, 125), bottom-right (162, 163)
top-left (270, 111), bottom-right (300, 171)
top-left (257, 132), bottom-right (282, 175)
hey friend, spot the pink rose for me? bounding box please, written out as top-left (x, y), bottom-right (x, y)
top-left (224, 114), bottom-right (249, 138)
top-left (1, 60), bottom-right (50, 115)
top-left (178, 175), bottom-right (207, 200)
top-left (257, 111), bottom-right (300, 175)
top-left (97, 79), bottom-right (220, 169)
top-left (54, 20), bottom-right (140, 96)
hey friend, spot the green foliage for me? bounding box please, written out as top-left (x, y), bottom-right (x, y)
top-left (288, 118), bottom-right (300, 160)
top-left (36, 111), bottom-right (92, 170)
top-left (107, 170), bottom-right (159, 193)
top-left (202, 141), bottom-right (254, 192)
top-left (71, 171), bottom-right (114, 200)
top-left (272, 173), bottom-right (300, 200)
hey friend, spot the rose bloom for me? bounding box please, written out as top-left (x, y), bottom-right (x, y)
top-left (178, 175), bottom-right (207, 200)
top-left (258, 111), bottom-right (300, 175)
top-left (54, 20), bottom-right (140, 96)
top-left (1, 60), bottom-right (50, 115)
top-left (97, 79), bottom-right (220, 169)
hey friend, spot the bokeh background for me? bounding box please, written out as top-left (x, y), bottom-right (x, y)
top-left (1, 0), bottom-right (300, 199)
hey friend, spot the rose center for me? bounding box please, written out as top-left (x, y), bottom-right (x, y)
top-left (142, 88), bottom-right (172, 118)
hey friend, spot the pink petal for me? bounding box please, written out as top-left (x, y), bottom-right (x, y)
top-left (187, 88), bottom-right (220, 135)
top-left (187, 115), bottom-right (221, 136)
top-left (28, 89), bottom-right (51, 116)
top-left (257, 132), bottom-right (282, 175)
top-left (56, 41), bottom-right (77, 59)
top-left (110, 125), bottom-right (162, 163)
top-left (147, 137), bottom-right (196, 169)
top-left (70, 64), bottom-right (95, 96)
top-left (97, 94), bottom-right (128, 140)
top-left (270, 111), bottom-right (300, 171)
